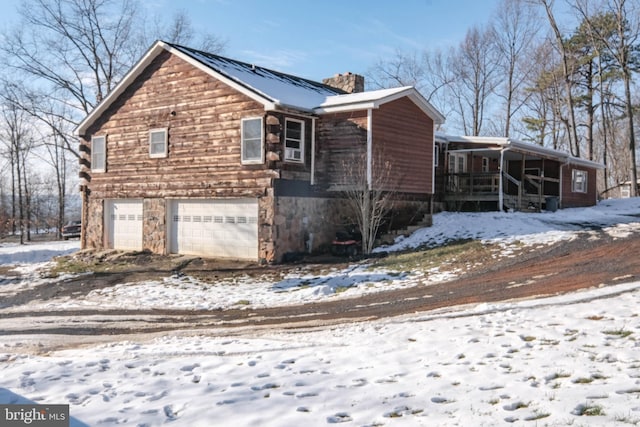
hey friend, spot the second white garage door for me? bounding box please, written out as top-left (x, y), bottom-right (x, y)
top-left (169, 199), bottom-right (259, 260)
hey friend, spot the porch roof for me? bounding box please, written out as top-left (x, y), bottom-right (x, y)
top-left (437, 134), bottom-right (605, 169)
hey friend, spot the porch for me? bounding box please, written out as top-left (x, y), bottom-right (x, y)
top-left (443, 147), bottom-right (562, 212)
top-left (444, 171), bottom-right (560, 211)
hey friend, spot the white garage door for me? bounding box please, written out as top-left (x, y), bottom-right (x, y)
top-left (169, 199), bottom-right (259, 260)
top-left (105, 200), bottom-right (143, 251)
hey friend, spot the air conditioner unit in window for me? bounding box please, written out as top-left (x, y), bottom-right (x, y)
top-left (286, 148), bottom-right (301, 160)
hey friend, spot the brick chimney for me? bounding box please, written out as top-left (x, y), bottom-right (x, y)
top-left (322, 72), bottom-right (365, 93)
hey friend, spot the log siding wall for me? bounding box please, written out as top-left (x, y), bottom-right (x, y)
top-left (81, 51), bottom-right (276, 200)
top-left (80, 51), bottom-right (282, 261)
top-left (315, 111), bottom-right (368, 189)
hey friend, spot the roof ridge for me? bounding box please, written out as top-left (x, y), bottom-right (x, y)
top-left (163, 41), bottom-right (346, 95)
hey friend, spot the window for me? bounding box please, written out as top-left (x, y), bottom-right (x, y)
top-left (482, 157), bottom-right (489, 172)
top-left (448, 153), bottom-right (466, 173)
top-left (284, 118), bottom-right (304, 162)
top-left (241, 117), bottom-right (263, 164)
top-left (149, 128), bottom-right (168, 158)
top-left (572, 169), bottom-right (588, 193)
top-left (91, 135), bottom-right (106, 172)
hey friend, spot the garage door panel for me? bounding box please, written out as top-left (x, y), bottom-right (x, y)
top-left (106, 200), bottom-right (143, 251)
top-left (170, 199), bottom-right (258, 260)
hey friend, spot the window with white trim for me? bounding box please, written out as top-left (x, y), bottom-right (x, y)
top-left (91, 135), bottom-right (106, 172)
top-left (149, 128), bottom-right (168, 158)
top-left (482, 157), bottom-right (489, 172)
top-left (241, 117), bottom-right (263, 164)
top-left (572, 169), bottom-right (588, 193)
top-left (284, 118), bottom-right (304, 162)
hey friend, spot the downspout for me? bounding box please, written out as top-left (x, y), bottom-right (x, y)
top-left (367, 109), bottom-right (373, 188)
top-left (310, 117), bottom-right (316, 185)
top-left (431, 137), bottom-right (436, 218)
top-left (559, 158), bottom-right (569, 208)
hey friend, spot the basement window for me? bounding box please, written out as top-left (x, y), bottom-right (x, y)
top-left (572, 169), bottom-right (588, 193)
top-left (284, 118), bottom-right (304, 163)
top-left (241, 117), bottom-right (264, 164)
top-left (91, 135), bottom-right (106, 172)
top-left (149, 128), bottom-right (168, 158)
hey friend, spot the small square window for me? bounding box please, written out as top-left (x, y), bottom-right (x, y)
top-left (91, 135), bottom-right (106, 172)
top-left (241, 117), bottom-right (264, 164)
top-left (285, 118), bottom-right (304, 163)
top-left (149, 128), bottom-right (168, 158)
top-left (572, 169), bottom-right (588, 193)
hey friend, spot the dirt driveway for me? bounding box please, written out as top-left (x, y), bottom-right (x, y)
top-left (2, 228), bottom-right (639, 348)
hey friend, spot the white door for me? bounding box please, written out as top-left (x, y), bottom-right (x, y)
top-left (448, 153), bottom-right (467, 191)
top-left (105, 200), bottom-right (143, 251)
top-left (169, 199), bottom-right (259, 260)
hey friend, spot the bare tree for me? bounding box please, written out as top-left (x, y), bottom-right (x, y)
top-left (538, 0), bottom-right (583, 157)
top-left (522, 41), bottom-right (566, 147)
top-left (574, 0), bottom-right (640, 196)
top-left (141, 8), bottom-right (227, 52)
top-left (0, 95), bottom-right (35, 243)
top-left (0, 0), bottom-right (225, 236)
top-left (491, 0), bottom-right (540, 138)
top-left (449, 25), bottom-right (500, 136)
top-left (339, 150), bottom-right (397, 255)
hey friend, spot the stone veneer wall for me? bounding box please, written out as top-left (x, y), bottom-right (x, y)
top-left (273, 196), bottom-right (350, 261)
top-left (143, 198), bottom-right (167, 254)
top-left (259, 191), bottom-right (276, 263)
top-left (322, 73), bottom-right (365, 94)
top-left (84, 198), bottom-right (104, 250)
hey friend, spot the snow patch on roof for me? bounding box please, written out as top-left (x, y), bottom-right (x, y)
top-left (170, 44), bottom-right (343, 111)
top-left (318, 86), bottom-right (412, 108)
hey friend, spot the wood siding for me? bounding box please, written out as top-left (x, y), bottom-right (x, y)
top-left (81, 51), bottom-right (276, 200)
top-left (372, 98), bottom-right (434, 194)
top-left (562, 165), bottom-right (598, 208)
top-left (315, 111), bottom-right (368, 189)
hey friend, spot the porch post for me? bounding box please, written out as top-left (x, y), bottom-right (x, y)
top-left (519, 153), bottom-right (525, 209)
top-left (367, 109), bottom-right (373, 188)
top-left (499, 149), bottom-right (505, 211)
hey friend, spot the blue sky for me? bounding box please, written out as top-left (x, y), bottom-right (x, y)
top-left (0, 1), bottom-right (578, 85)
top-left (154, 0), bottom-right (502, 80)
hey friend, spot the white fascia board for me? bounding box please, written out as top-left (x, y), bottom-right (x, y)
top-left (315, 88), bottom-right (446, 125)
top-left (75, 41), bottom-right (276, 136)
top-left (75, 41), bottom-right (167, 136)
top-left (446, 135), bottom-right (510, 145)
top-left (406, 92), bottom-right (446, 124)
top-left (567, 157), bottom-right (606, 169)
top-left (313, 101), bottom-right (378, 114)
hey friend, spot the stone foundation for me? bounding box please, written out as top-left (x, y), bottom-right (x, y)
top-left (273, 196), bottom-right (350, 261)
top-left (84, 198), bottom-right (104, 250)
top-left (143, 198), bottom-right (166, 254)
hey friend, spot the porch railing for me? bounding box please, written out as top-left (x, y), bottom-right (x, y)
top-left (445, 172), bottom-right (560, 211)
top-left (446, 172), bottom-right (500, 194)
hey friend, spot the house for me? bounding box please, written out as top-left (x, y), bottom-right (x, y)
top-left (433, 134), bottom-right (604, 212)
top-left (602, 180), bottom-right (640, 199)
top-left (75, 41), bottom-right (445, 263)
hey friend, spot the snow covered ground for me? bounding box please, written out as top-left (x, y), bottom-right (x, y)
top-left (1, 199), bottom-right (640, 426)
